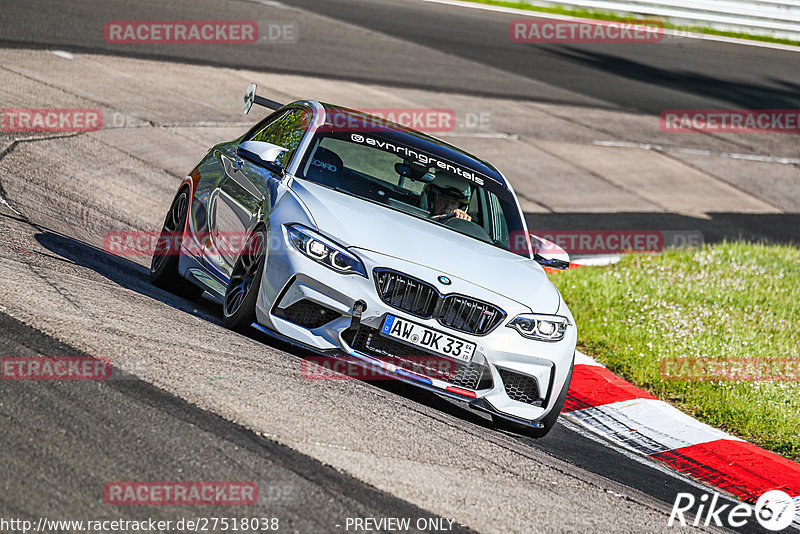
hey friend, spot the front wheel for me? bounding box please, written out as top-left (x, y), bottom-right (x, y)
top-left (223, 226), bottom-right (267, 333)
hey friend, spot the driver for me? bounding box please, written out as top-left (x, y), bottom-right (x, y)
top-left (426, 174), bottom-right (472, 222)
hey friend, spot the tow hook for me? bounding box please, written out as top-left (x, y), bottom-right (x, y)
top-left (347, 300), bottom-right (367, 333)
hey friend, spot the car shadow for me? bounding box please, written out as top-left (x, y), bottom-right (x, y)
top-left (34, 230), bottom-right (223, 323)
top-left (538, 46), bottom-right (800, 112)
top-left (34, 229), bottom-right (500, 433)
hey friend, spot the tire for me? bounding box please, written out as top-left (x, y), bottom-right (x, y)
top-left (150, 187), bottom-right (204, 300)
top-left (493, 359), bottom-right (574, 439)
top-left (223, 226), bottom-right (267, 333)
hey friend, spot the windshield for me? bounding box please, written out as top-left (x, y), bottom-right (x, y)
top-left (296, 132), bottom-right (530, 257)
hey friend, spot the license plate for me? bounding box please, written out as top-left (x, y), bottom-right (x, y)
top-left (380, 314), bottom-right (476, 363)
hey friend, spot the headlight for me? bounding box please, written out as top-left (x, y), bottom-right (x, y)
top-left (507, 314), bottom-right (569, 342)
top-left (285, 225), bottom-right (367, 277)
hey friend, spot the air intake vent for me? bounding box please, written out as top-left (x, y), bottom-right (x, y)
top-left (438, 295), bottom-right (504, 335)
top-left (274, 299), bottom-right (341, 329)
top-left (374, 269), bottom-right (438, 319)
top-left (344, 325), bottom-right (493, 390)
top-left (498, 368), bottom-right (542, 406)
top-left (373, 268), bottom-right (505, 336)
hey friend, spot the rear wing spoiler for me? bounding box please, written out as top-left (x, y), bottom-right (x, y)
top-left (243, 83), bottom-right (284, 114)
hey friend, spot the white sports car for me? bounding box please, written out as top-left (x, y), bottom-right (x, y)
top-left (150, 84), bottom-right (576, 437)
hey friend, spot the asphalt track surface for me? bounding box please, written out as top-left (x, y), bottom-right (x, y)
top-left (0, 212), bottom-right (753, 533)
top-left (0, 312), bottom-right (470, 533)
top-left (3, 0), bottom-right (800, 113)
top-left (5, 0), bottom-right (800, 247)
top-left (0, 0), bottom-right (796, 532)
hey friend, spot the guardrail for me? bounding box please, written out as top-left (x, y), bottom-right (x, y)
top-left (522, 0), bottom-right (800, 41)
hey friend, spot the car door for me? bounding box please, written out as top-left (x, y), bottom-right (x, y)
top-left (212, 107), bottom-right (312, 274)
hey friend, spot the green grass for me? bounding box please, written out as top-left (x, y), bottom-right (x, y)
top-left (550, 242), bottom-right (800, 461)
top-left (464, 0), bottom-right (800, 47)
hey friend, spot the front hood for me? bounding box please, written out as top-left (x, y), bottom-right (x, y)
top-left (290, 179), bottom-right (560, 313)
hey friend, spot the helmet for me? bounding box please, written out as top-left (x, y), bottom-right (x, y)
top-left (426, 173), bottom-right (471, 205)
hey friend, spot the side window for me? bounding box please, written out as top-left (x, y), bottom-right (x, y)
top-left (487, 192), bottom-right (510, 246)
top-left (245, 109), bottom-right (287, 142)
top-left (248, 108), bottom-right (311, 167)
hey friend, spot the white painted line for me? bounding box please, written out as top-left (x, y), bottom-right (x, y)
top-left (155, 121), bottom-right (254, 129)
top-left (50, 50), bottom-right (74, 60)
top-left (438, 132), bottom-right (520, 139)
top-left (564, 397), bottom-right (741, 454)
top-left (0, 193), bottom-right (22, 216)
top-left (793, 497), bottom-right (800, 530)
top-left (592, 140), bottom-right (800, 165)
top-left (574, 349), bottom-right (604, 366)
top-left (244, 0), bottom-right (291, 7)
top-left (558, 416), bottom-right (737, 496)
top-left (570, 254), bottom-right (622, 266)
top-left (422, 0), bottom-right (800, 52)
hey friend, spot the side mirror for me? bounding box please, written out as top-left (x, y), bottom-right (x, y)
top-left (534, 254), bottom-right (570, 270)
top-left (530, 234), bottom-right (570, 270)
top-left (237, 140), bottom-right (288, 176)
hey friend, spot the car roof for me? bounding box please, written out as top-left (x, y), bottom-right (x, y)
top-left (315, 102), bottom-right (507, 187)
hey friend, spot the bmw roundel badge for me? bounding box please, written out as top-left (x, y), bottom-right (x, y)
top-left (438, 275), bottom-right (451, 285)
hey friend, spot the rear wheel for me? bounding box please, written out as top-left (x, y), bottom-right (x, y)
top-left (150, 188), bottom-right (204, 300)
top-left (223, 226), bottom-right (267, 333)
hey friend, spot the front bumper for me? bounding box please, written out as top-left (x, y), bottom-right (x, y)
top-left (254, 228), bottom-right (577, 424)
